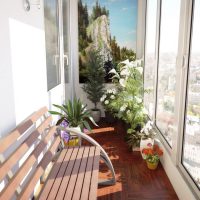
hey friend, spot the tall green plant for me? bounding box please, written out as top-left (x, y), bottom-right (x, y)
top-left (49, 98), bottom-right (97, 131)
top-left (108, 59), bottom-right (147, 148)
top-left (82, 50), bottom-right (105, 110)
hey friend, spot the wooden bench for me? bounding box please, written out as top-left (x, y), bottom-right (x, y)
top-left (0, 107), bottom-right (105, 200)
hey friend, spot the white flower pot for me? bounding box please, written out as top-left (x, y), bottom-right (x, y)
top-left (140, 138), bottom-right (154, 159)
top-left (91, 109), bottom-right (101, 122)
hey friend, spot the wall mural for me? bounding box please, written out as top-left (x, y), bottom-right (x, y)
top-left (78, 0), bottom-right (138, 83)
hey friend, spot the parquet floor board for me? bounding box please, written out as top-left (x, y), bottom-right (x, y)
top-left (89, 120), bottom-right (179, 200)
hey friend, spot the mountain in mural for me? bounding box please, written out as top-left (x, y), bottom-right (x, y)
top-left (87, 15), bottom-right (112, 62)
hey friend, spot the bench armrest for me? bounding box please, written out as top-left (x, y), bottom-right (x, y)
top-left (58, 126), bottom-right (116, 185)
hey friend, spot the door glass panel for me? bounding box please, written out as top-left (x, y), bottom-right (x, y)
top-left (156, 0), bottom-right (181, 146)
top-left (182, 0), bottom-right (200, 189)
top-left (63, 0), bottom-right (70, 83)
top-left (44, 0), bottom-right (60, 91)
top-left (144, 0), bottom-right (158, 118)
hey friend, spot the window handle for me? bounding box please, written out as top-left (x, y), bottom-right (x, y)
top-left (182, 54), bottom-right (188, 69)
top-left (64, 54), bottom-right (69, 66)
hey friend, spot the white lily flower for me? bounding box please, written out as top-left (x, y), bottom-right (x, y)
top-left (120, 68), bottom-right (130, 76)
top-left (126, 110), bottom-right (131, 114)
top-left (135, 96), bottom-right (142, 104)
top-left (120, 104), bottom-right (127, 112)
top-left (110, 95), bottom-right (115, 99)
top-left (137, 67), bottom-right (143, 74)
top-left (119, 79), bottom-right (126, 87)
top-left (105, 100), bottom-right (109, 105)
top-left (112, 88), bottom-right (117, 94)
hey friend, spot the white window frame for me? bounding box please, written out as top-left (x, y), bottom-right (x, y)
top-left (144, 0), bottom-right (200, 198)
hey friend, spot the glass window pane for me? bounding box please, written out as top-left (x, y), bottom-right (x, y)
top-left (63, 0), bottom-right (70, 83)
top-left (44, 0), bottom-right (60, 91)
top-left (182, 0), bottom-right (200, 189)
top-left (156, 0), bottom-right (181, 146)
top-left (144, 0), bottom-right (158, 118)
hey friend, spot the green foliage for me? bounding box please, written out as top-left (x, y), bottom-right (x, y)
top-left (100, 88), bottom-right (117, 112)
top-left (120, 47), bottom-right (136, 61)
top-left (49, 98), bottom-right (97, 131)
top-left (126, 130), bottom-right (142, 149)
top-left (106, 59), bottom-right (148, 148)
top-left (78, 0), bottom-right (90, 52)
top-left (82, 50), bottom-right (105, 109)
top-left (110, 38), bottom-right (136, 65)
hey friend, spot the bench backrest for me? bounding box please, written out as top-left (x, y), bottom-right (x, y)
top-left (0, 107), bottom-right (60, 200)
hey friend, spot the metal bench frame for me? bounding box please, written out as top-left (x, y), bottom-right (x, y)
top-left (59, 127), bottom-right (116, 186)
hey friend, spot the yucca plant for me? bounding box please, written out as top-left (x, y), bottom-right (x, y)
top-left (49, 98), bottom-right (97, 131)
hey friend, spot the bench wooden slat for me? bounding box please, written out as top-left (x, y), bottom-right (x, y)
top-left (0, 116), bottom-right (52, 180)
top-left (38, 148), bottom-right (70, 200)
top-left (89, 147), bottom-right (100, 200)
top-left (48, 147), bottom-right (76, 199)
top-left (0, 107), bottom-right (48, 154)
top-left (0, 125), bottom-right (56, 200)
top-left (80, 147), bottom-right (96, 200)
top-left (72, 147), bottom-right (90, 200)
top-left (63, 147), bottom-right (85, 200)
top-left (18, 136), bottom-right (61, 200)
top-left (55, 148), bottom-right (80, 200)
top-left (40, 149), bottom-right (73, 199)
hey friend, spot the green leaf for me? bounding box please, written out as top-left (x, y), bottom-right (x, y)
top-left (83, 120), bottom-right (91, 131)
top-left (56, 117), bottom-right (66, 125)
top-left (52, 104), bottom-right (68, 115)
top-left (49, 110), bottom-right (63, 116)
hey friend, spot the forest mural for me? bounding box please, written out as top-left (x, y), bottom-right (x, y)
top-left (78, 0), bottom-right (138, 83)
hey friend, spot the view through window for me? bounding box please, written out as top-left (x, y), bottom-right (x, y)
top-left (156, 0), bottom-right (181, 146)
top-left (182, 0), bottom-right (200, 189)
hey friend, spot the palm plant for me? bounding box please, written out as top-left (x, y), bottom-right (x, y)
top-left (49, 98), bottom-right (97, 131)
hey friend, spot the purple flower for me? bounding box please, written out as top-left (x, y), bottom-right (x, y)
top-left (60, 119), bottom-right (70, 142)
top-left (60, 119), bottom-right (69, 127)
top-left (61, 131), bottom-right (70, 143)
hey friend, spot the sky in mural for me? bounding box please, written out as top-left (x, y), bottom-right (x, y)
top-left (82, 0), bottom-right (138, 50)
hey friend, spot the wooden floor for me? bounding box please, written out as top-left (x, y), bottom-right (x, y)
top-left (89, 120), bottom-right (179, 200)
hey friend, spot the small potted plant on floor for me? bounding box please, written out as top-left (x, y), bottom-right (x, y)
top-left (140, 120), bottom-right (156, 158)
top-left (142, 143), bottom-right (163, 170)
top-left (49, 98), bottom-right (97, 146)
top-left (100, 88), bottom-right (117, 123)
top-left (82, 50), bottom-right (105, 122)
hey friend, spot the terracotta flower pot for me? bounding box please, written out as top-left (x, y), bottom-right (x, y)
top-left (146, 160), bottom-right (159, 170)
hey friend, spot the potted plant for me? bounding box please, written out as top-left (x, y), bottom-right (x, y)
top-left (100, 88), bottom-right (117, 123)
top-left (140, 120), bottom-right (156, 158)
top-left (108, 59), bottom-right (148, 150)
top-left (49, 98), bottom-right (97, 146)
top-left (82, 50), bottom-right (105, 122)
top-left (142, 143), bottom-right (163, 170)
